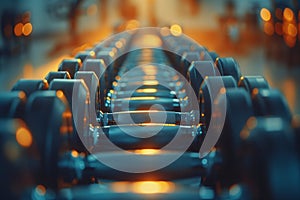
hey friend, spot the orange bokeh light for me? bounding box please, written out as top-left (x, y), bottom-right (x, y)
top-left (260, 8), bottom-right (271, 22)
top-left (263, 22), bottom-right (274, 36)
top-left (287, 23), bottom-right (298, 37)
top-left (22, 23), bottom-right (33, 36)
top-left (132, 181), bottom-right (174, 194)
top-left (16, 127), bottom-right (32, 147)
top-left (14, 23), bottom-right (23, 37)
top-left (283, 8), bottom-right (294, 22)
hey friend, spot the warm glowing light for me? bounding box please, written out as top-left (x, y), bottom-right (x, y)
top-left (219, 87), bottom-right (226, 94)
top-left (132, 181), bottom-right (174, 194)
top-left (125, 20), bottom-right (140, 30)
top-left (170, 24), bottom-right (183, 36)
top-left (111, 182), bottom-right (130, 193)
top-left (140, 34), bottom-right (162, 47)
top-left (22, 23), bottom-right (32, 36)
top-left (263, 22), bottom-right (274, 35)
top-left (139, 123), bottom-right (176, 127)
top-left (14, 23), bottom-right (23, 36)
top-left (18, 91), bottom-right (26, 99)
top-left (128, 96), bottom-right (156, 101)
top-left (260, 8), bottom-right (271, 22)
top-left (35, 185), bottom-right (46, 196)
top-left (142, 66), bottom-right (158, 75)
top-left (89, 51), bottom-right (96, 58)
top-left (246, 117), bottom-right (257, 129)
top-left (136, 88), bottom-right (157, 93)
top-left (71, 150), bottom-right (79, 157)
top-left (283, 8), bottom-right (294, 22)
top-left (143, 80), bottom-right (159, 85)
top-left (115, 41), bottom-right (123, 49)
top-left (56, 90), bottom-right (64, 98)
top-left (134, 149), bottom-right (161, 155)
top-left (16, 127), bottom-right (32, 147)
top-left (111, 181), bottom-right (175, 194)
top-left (284, 35), bottom-right (296, 47)
top-left (287, 23), bottom-right (298, 37)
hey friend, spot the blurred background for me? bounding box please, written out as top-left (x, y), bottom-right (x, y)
top-left (0, 0), bottom-right (299, 114)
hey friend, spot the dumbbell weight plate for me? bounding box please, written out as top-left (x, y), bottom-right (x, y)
top-left (82, 59), bottom-right (107, 109)
top-left (187, 61), bottom-right (216, 96)
top-left (0, 91), bottom-right (26, 118)
top-left (238, 76), bottom-right (269, 93)
top-left (49, 79), bottom-right (90, 152)
top-left (251, 89), bottom-right (292, 122)
top-left (199, 76), bottom-right (237, 128)
top-left (180, 52), bottom-right (201, 77)
top-left (25, 90), bottom-right (72, 188)
top-left (214, 88), bottom-right (254, 186)
top-left (75, 71), bottom-right (99, 126)
top-left (215, 57), bottom-right (242, 83)
top-left (240, 117), bottom-right (300, 199)
top-left (58, 59), bottom-right (82, 79)
top-left (0, 119), bottom-right (38, 199)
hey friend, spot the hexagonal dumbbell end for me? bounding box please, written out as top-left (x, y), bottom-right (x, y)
top-left (45, 71), bottom-right (71, 84)
top-left (238, 76), bottom-right (269, 94)
top-left (58, 59), bottom-right (82, 79)
top-left (49, 79), bottom-right (90, 152)
top-left (0, 91), bottom-right (26, 118)
top-left (215, 57), bottom-right (242, 83)
top-left (11, 79), bottom-right (48, 96)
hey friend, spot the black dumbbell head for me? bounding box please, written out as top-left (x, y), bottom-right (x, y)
top-left (240, 117), bottom-right (300, 199)
top-left (45, 71), bottom-right (71, 84)
top-left (252, 89), bottom-right (292, 122)
top-left (11, 79), bottom-right (48, 96)
top-left (58, 59), bottom-right (82, 79)
top-left (238, 76), bottom-right (269, 93)
top-left (0, 91), bottom-right (26, 118)
top-left (215, 57), bottom-right (242, 83)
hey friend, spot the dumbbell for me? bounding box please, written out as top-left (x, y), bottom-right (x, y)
top-left (58, 59), bottom-right (82, 79)
top-left (238, 76), bottom-right (269, 93)
top-left (0, 91), bottom-right (73, 190)
top-left (81, 59), bottom-right (107, 109)
top-left (102, 110), bottom-right (194, 126)
top-left (11, 79), bottom-right (49, 96)
top-left (199, 76), bottom-right (237, 129)
top-left (24, 91), bottom-right (73, 188)
top-left (0, 91), bottom-right (26, 118)
top-left (187, 61), bottom-right (216, 96)
top-left (74, 71), bottom-right (100, 125)
top-left (0, 119), bottom-right (38, 199)
top-left (75, 51), bottom-right (96, 62)
top-left (251, 89), bottom-right (292, 122)
top-left (180, 52), bottom-right (201, 77)
top-left (49, 79), bottom-right (90, 152)
top-left (45, 71), bottom-right (71, 84)
top-left (215, 57), bottom-right (242, 83)
top-left (205, 88), bottom-right (254, 187)
top-left (239, 117), bottom-right (300, 199)
top-left (59, 150), bottom-right (213, 182)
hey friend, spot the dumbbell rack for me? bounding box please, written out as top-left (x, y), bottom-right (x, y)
top-left (1, 28), bottom-right (300, 199)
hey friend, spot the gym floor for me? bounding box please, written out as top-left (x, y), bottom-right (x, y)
top-left (0, 0), bottom-right (299, 115)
